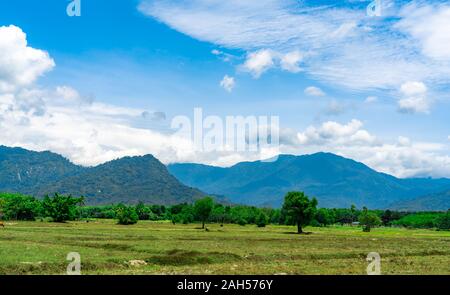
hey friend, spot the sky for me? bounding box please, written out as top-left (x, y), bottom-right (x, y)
top-left (0, 0), bottom-right (449, 178)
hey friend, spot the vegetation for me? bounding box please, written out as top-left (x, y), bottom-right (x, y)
top-left (194, 197), bottom-right (214, 229)
top-left (358, 207), bottom-right (382, 232)
top-left (115, 204), bottom-right (139, 225)
top-left (0, 192), bottom-right (448, 231)
top-left (41, 194), bottom-right (84, 222)
top-left (282, 192), bottom-right (318, 233)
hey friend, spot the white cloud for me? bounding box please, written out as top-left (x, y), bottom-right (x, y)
top-left (242, 49), bottom-right (303, 77)
top-left (304, 86), bottom-right (325, 97)
top-left (0, 25), bottom-right (54, 93)
top-left (139, 0), bottom-right (450, 94)
top-left (220, 75), bottom-right (235, 92)
top-left (396, 3), bottom-right (450, 61)
top-left (398, 81), bottom-right (430, 114)
top-left (365, 96), bottom-right (378, 103)
top-left (242, 49), bottom-right (275, 78)
top-left (280, 50), bottom-right (302, 73)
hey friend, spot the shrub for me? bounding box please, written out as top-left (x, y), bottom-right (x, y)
top-left (115, 204), bottom-right (138, 225)
top-left (435, 211), bottom-right (450, 231)
top-left (256, 212), bottom-right (268, 227)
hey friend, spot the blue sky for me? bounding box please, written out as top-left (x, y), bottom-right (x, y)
top-left (0, 0), bottom-right (449, 178)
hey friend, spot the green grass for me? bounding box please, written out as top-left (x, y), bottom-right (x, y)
top-left (0, 220), bottom-right (449, 274)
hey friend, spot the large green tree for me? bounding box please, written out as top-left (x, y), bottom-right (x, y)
top-left (42, 193), bottom-right (84, 222)
top-left (194, 197), bottom-right (214, 229)
top-left (282, 191), bottom-right (318, 234)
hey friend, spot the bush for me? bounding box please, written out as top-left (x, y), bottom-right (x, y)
top-left (115, 204), bottom-right (138, 225)
top-left (435, 211), bottom-right (450, 231)
top-left (237, 218), bottom-right (247, 226)
top-left (256, 212), bottom-right (268, 227)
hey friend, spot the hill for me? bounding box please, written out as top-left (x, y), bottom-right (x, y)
top-left (0, 146), bottom-right (205, 205)
top-left (389, 190), bottom-right (450, 211)
top-left (168, 153), bottom-right (450, 209)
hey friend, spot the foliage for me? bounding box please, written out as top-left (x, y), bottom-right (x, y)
top-left (315, 208), bottom-right (335, 227)
top-left (41, 193), bottom-right (84, 222)
top-left (282, 191), bottom-right (318, 233)
top-left (194, 197), bottom-right (214, 229)
top-left (392, 212), bottom-right (443, 229)
top-left (358, 207), bottom-right (382, 232)
top-left (256, 212), bottom-right (268, 227)
top-left (115, 204), bottom-right (139, 225)
top-left (0, 193), bottom-right (40, 221)
top-left (435, 211), bottom-right (450, 231)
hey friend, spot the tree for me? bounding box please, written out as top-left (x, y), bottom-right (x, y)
top-left (315, 208), bottom-right (335, 227)
top-left (42, 194), bottom-right (84, 222)
top-left (115, 204), bottom-right (138, 225)
top-left (359, 207), bottom-right (381, 232)
top-left (256, 212), bottom-right (268, 228)
top-left (282, 191), bottom-right (318, 234)
top-left (135, 202), bottom-right (152, 220)
top-left (435, 210), bottom-right (450, 231)
top-left (194, 197), bottom-right (214, 229)
top-left (1, 194), bottom-right (40, 221)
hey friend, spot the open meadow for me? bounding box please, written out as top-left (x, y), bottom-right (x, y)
top-left (0, 220), bottom-right (449, 275)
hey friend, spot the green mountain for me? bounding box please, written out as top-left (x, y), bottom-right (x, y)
top-left (0, 146), bottom-right (205, 205)
top-left (389, 190), bottom-right (450, 211)
top-left (168, 153), bottom-right (450, 209)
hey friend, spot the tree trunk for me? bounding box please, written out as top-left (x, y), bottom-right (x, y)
top-left (297, 223), bottom-right (303, 234)
top-left (202, 220), bottom-right (205, 229)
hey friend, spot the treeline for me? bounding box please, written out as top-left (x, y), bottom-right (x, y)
top-left (0, 192), bottom-right (449, 231)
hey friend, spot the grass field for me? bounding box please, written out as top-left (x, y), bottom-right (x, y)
top-left (0, 220), bottom-right (449, 275)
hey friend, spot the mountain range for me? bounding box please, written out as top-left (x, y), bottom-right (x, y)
top-left (0, 146), bottom-right (205, 205)
top-left (1, 146), bottom-right (449, 210)
top-left (168, 153), bottom-right (450, 210)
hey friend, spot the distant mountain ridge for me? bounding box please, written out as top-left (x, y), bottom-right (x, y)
top-left (168, 153), bottom-right (450, 210)
top-left (389, 190), bottom-right (450, 211)
top-left (0, 146), bottom-right (205, 205)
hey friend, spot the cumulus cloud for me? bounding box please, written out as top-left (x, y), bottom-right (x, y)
top-left (241, 49), bottom-right (303, 77)
top-left (0, 25), bottom-right (54, 93)
top-left (304, 86), bottom-right (325, 97)
top-left (398, 81), bottom-right (430, 114)
top-left (220, 75), bottom-right (235, 92)
top-left (242, 49), bottom-right (275, 78)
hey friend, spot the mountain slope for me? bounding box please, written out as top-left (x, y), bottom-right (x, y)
top-left (168, 153), bottom-right (450, 209)
top-left (389, 190), bottom-right (450, 211)
top-left (0, 146), bottom-right (83, 194)
top-left (0, 146), bottom-right (205, 205)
